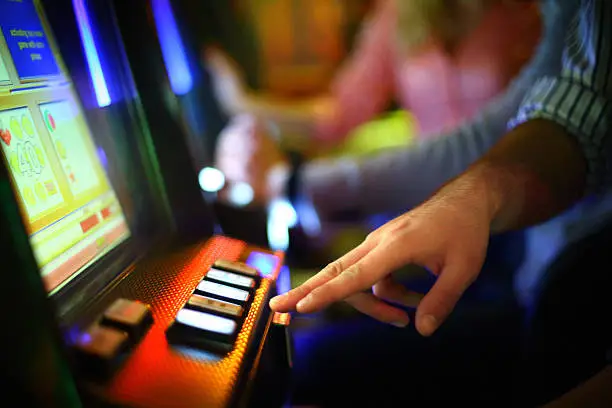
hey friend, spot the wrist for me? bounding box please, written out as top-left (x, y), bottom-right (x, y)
top-left (461, 160), bottom-right (557, 233)
top-left (461, 163), bottom-right (510, 231)
top-left (432, 165), bottom-right (501, 226)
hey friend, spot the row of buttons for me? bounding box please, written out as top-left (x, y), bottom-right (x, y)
top-left (166, 259), bottom-right (261, 353)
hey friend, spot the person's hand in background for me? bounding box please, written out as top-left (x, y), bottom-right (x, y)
top-left (204, 47), bottom-right (335, 147)
top-left (205, 46), bottom-right (250, 115)
top-left (215, 114), bottom-right (289, 206)
top-left (270, 172), bottom-right (496, 336)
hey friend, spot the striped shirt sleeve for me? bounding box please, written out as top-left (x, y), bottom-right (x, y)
top-left (509, 0), bottom-right (612, 191)
top-left (301, 0), bottom-right (566, 218)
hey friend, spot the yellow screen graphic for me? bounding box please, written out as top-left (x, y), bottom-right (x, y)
top-left (0, 54), bottom-right (9, 83)
top-left (0, 0), bottom-right (130, 294)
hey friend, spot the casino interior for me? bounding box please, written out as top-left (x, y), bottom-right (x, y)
top-left (1, 1), bottom-right (612, 407)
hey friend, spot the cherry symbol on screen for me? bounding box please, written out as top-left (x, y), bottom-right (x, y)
top-left (0, 129), bottom-right (12, 146)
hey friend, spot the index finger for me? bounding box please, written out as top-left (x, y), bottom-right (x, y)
top-left (295, 243), bottom-right (408, 313)
top-left (269, 240), bottom-right (374, 312)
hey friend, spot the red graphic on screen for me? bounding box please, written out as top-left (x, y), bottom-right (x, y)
top-left (0, 129), bottom-right (11, 146)
top-left (44, 110), bottom-right (56, 132)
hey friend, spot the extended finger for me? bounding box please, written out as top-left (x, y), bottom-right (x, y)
top-left (372, 277), bottom-right (424, 308)
top-left (269, 240), bottom-right (375, 312)
top-left (415, 261), bottom-right (478, 337)
top-left (296, 243), bottom-right (408, 313)
top-left (345, 293), bottom-right (409, 327)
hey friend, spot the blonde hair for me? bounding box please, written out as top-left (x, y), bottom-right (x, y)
top-left (396, 0), bottom-right (496, 55)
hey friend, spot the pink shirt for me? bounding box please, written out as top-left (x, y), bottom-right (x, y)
top-left (316, 0), bottom-right (542, 142)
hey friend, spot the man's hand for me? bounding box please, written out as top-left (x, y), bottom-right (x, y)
top-left (215, 114), bottom-right (289, 205)
top-left (270, 176), bottom-right (495, 336)
top-left (205, 47), bottom-right (249, 115)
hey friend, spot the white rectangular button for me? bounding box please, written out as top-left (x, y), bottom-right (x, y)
top-left (206, 268), bottom-right (255, 289)
top-left (213, 259), bottom-right (259, 277)
top-left (176, 308), bottom-right (237, 336)
top-left (188, 294), bottom-right (243, 317)
top-left (197, 280), bottom-right (250, 302)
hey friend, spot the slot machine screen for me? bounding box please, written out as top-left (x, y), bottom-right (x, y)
top-left (0, 0), bottom-right (130, 294)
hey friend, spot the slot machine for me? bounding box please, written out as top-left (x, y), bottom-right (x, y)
top-left (0, 0), bottom-right (292, 407)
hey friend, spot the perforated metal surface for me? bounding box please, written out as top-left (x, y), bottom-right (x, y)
top-left (86, 235), bottom-right (281, 408)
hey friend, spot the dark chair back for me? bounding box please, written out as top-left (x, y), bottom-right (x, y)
top-left (520, 211), bottom-right (612, 405)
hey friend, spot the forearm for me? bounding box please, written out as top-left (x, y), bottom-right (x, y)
top-left (236, 92), bottom-right (345, 149)
top-left (455, 119), bottom-right (587, 233)
top-left (239, 92), bottom-right (332, 124)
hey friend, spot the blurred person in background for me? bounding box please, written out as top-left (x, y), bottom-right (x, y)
top-left (208, 0), bottom-right (541, 147)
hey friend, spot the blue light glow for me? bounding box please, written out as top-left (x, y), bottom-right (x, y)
top-left (151, 0), bottom-right (194, 95)
top-left (79, 332), bottom-right (92, 344)
top-left (276, 266), bottom-right (292, 295)
top-left (96, 146), bottom-right (108, 169)
top-left (72, 0), bottom-right (111, 107)
top-left (246, 252), bottom-right (280, 278)
top-left (267, 215), bottom-right (289, 251)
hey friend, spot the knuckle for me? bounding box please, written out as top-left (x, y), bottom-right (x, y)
top-left (365, 231), bottom-right (378, 243)
top-left (325, 259), bottom-right (345, 278)
top-left (341, 263), bottom-right (363, 284)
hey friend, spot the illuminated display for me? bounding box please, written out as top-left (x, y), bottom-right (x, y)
top-left (40, 100), bottom-right (101, 195)
top-left (0, 0), bottom-right (129, 293)
top-left (0, 0), bottom-right (59, 80)
top-left (0, 107), bottom-right (65, 219)
top-left (0, 54), bottom-right (9, 83)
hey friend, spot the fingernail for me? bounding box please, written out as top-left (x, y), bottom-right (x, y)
top-left (420, 315), bottom-right (438, 336)
top-left (269, 294), bottom-right (285, 307)
top-left (296, 295), bottom-right (312, 312)
top-left (392, 321), bottom-right (408, 328)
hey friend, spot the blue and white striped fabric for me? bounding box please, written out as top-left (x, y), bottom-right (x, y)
top-left (510, 0), bottom-right (612, 191)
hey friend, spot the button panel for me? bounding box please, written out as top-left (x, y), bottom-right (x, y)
top-left (166, 257), bottom-right (272, 354)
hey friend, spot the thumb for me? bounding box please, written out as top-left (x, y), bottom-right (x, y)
top-left (415, 262), bottom-right (477, 336)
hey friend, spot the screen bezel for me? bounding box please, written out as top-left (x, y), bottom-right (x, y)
top-left (29, 0), bottom-right (175, 321)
